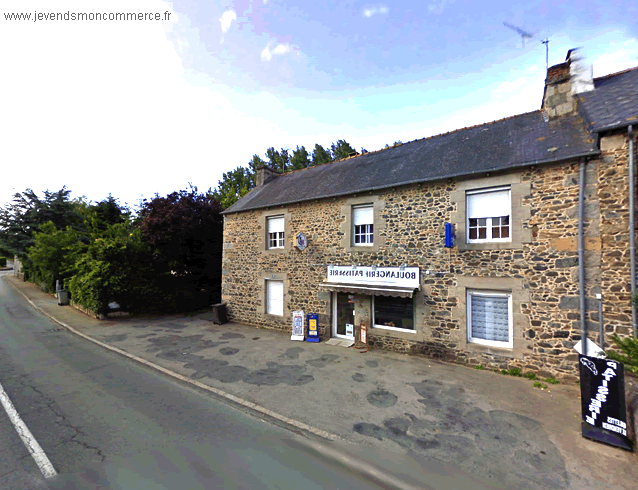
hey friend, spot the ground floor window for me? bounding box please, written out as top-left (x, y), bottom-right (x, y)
top-left (266, 280), bottom-right (284, 316)
top-left (467, 290), bottom-right (512, 347)
top-left (373, 295), bottom-right (415, 331)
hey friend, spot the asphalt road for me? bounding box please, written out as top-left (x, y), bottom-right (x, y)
top-left (0, 274), bottom-right (374, 489)
top-left (0, 272), bottom-right (504, 490)
top-left (0, 273), bottom-right (298, 488)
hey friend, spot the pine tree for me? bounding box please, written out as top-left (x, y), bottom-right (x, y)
top-left (330, 139), bottom-right (356, 161)
top-left (311, 144), bottom-right (332, 166)
top-left (290, 145), bottom-right (311, 170)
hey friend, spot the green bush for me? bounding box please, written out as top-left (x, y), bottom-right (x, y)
top-left (545, 377), bottom-right (559, 384)
top-left (524, 372), bottom-right (538, 380)
top-left (0, 257), bottom-right (6, 267)
top-left (65, 217), bottom-right (216, 316)
top-left (67, 224), bottom-right (161, 315)
top-left (496, 367), bottom-right (522, 376)
top-left (534, 382), bottom-right (548, 390)
top-left (605, 334), bottom-right (638, 376)
top-left (473, 365), bottom-right (485, 370)
top-left (27, 222), bottom-right (83, 293)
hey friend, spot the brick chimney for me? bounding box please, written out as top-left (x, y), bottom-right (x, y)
top-left (255, 166), bottom-right (280, 187)
top-left (542, 48), bottom-right (594, 119)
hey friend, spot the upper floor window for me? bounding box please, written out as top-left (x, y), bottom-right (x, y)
top-left (267, 216), bottom-right (284, 249)
top-left (353, 205), bottom-right (374, 246)
top-left (466, 187), bottom-right (511, 243)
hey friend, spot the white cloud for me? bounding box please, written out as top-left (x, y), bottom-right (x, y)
top-left (0, 0), bottom-right (301, 208)
top-left (363, 6), bottom-right (389, 18)
top-left (491, 64), bottom-right (542, 101)
top-left (219, 10), bottom-right (236, 34)
top-left (261, 42), bottom-right (291, 61)
top-left (261, 45), bottom-right (273, 61)
top-left (273, 44), bottom-right (290, 55)
top-left (591, 39), bottom-right (638, 77)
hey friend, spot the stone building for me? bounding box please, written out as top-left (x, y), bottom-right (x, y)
top-left (221, 50), bottom-right (638, 379)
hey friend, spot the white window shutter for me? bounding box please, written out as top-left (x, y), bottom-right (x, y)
top-left (267, 281), bottom-right (284, 316)
top-left (467, 189), bottom-right (510, 219)
top-left (470, 294), bottom-right (509, 342)
top-left (268, 216), bottom-right (284, 234)
top-left (353, 205), bottom-right (373, 225)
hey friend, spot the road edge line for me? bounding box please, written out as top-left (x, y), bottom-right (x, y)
top-left (0, 380), bottom-right (58, 479)
top-left (2, 277), bottom-right (341, 443)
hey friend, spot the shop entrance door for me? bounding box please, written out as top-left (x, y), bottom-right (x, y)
top-left (333, 292), bottom-right (355, 339)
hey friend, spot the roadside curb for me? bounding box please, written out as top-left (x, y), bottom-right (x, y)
top-left (2, 276), bottom-right (342, 443)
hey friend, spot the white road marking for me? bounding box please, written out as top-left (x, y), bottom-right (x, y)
top-left (0, 380), bottom-right (57, 478)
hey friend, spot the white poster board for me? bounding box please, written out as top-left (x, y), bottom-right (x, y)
top-left (291, 310), bottom-right (305, 341)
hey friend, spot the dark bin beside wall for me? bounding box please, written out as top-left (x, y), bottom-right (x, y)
top-left (57, 290), bottom-right (70, 306)
top-left (211, 303), bottom-right (228, 324)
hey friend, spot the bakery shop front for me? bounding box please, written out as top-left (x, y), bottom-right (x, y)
top-left (318, 265), bottom-right (420, 342)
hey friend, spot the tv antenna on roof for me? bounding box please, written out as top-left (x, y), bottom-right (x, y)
top-left (541, 38), bottom-right (550, 70)
top-left (503, 21), bottom-right (533, 48)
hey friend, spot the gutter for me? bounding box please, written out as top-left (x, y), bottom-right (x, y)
top-left (629, 125), bottom-right (637, 337)
top-left (592, 121), bottom-right (638, 134)
top-left (579, 158), bottom-right (588, 355)
top-left (222, 149), bottom-right (601, 215)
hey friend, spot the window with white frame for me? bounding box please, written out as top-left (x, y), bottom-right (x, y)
top-left (266, 280), bottom-right (284, 316)
top-left (466, 187), bottom-right (511, 242)
top-left (353, 205), bottom-right (374, 245)
top-left (267, 216), bottom-right (285, 249)
top-left (467, 290), bottom-right (512, 347)
top-left (373, 295), bottom-right (415, 331)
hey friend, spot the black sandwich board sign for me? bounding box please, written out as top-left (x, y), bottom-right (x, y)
top-left (579, 354), bottom-right (632, 450)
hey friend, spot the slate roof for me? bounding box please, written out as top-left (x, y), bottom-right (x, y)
top-left (223, 111), bottom-right (598, 214)
top-left (577, 67), bottom-right (638, 132)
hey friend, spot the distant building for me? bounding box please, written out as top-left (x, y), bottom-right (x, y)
top-left (221, 50), bottom-right (638, 379)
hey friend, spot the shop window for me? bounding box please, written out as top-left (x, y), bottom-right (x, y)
top-left (466, 187), bottom-right (511, 243)
top-left (266, 280), bottom-right (284, 316)
top-left (373, 296), bottom-right (415, 331)
top-left (467, 290), bottom-right (512, 347)
top-left (353, 205), bottom-right (374, 246)
top-left (267, 216), bottom-right (285, 249)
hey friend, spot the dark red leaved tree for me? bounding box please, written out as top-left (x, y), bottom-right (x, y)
top-left (139, 186), bottom-right (223, 306)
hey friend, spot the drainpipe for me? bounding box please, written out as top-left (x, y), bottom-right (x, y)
top-left (579, 158), bottom-right (588, 355)
top-left (597, 293), bottom-right (604, 347)
top-left (629, 125), bottom-right (637, 337)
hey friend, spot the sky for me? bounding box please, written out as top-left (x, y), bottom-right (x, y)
top-left (2, 0), bottom-right (637, 210)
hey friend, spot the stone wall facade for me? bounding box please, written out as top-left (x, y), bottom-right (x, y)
top-left (222, 130), bottom-right (636, 380)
